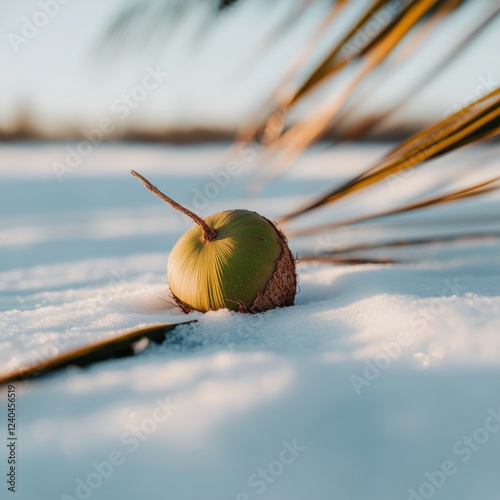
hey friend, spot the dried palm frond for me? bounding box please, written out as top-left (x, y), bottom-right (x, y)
top-left (243, 0), bottom-right (483, 189)
top-left (338, 5), bottom-right (500, 140)
top-left (280, 87), bottom-right (500, 223)
top-left (300, 255), bottom-right (397, 264)
top-left (236, 0), bottom-right (345, 144)
top-left (300, 231), bottom-right (500, 260)
top-left (288, 174), bottom-right (500, 237)
top-left (299, 231), bottom-right (500, 265)
top-left (258, 0), bottom-right (465, 142)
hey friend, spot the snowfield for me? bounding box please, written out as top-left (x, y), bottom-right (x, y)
top-left (1, 142), bottom-right (500, 500)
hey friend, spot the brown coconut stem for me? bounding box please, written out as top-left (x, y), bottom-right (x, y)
top-left (131, 170), bottom-right (218, 242)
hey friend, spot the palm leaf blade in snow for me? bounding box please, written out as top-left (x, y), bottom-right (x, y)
top-left (0, 322), bottom-right (195, 386)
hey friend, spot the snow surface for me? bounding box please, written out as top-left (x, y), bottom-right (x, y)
top-left (1, 142), bottom-right (500, 500)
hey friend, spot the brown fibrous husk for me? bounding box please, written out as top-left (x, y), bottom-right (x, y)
top-left (239, 221), bottom-right (296, 313)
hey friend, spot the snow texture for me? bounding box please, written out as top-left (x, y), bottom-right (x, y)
top-left (1, 142), bottom-right (500, 500)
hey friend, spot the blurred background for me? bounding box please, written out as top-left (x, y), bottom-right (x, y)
top-left (1, 0), bottom-right (499, 141)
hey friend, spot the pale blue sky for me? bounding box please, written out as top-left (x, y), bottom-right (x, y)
top-left (1, 0), bottom-right (499, 138)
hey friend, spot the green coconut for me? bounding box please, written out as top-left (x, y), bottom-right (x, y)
top-left (131, 170), bottom-right (296, 313)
